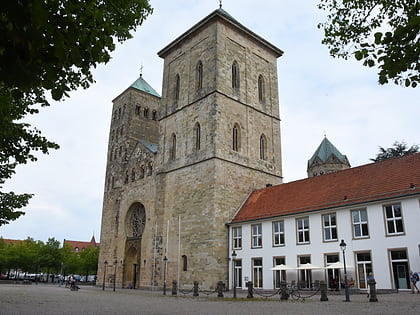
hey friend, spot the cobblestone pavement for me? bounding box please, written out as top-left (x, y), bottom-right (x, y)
top-left (1, 283), bottom-right (419, 315)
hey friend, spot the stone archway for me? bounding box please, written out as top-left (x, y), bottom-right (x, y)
top-left (123, 203), bottom-right (146, 288)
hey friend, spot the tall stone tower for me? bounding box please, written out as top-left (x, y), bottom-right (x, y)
top-left (98, 7), bottom-right (284, 290)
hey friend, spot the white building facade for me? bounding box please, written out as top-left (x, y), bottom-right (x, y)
top-left (228, 153), bottom-right (420, 291)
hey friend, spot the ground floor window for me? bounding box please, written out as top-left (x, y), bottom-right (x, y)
top-left (325, 254), bottom-right (340, 290)
top-left (298, 256), bottom-right (312, 288)
top-left (234, 259), bottom-right (242, 288)
top-left (356, 252), bottom-right (372, 289)
top-left (252, 258), bottom-right (263, 288)
top-left (273, 257), bottom-right (286, 288)
top-left (389, 249), bottom-right (410, 290)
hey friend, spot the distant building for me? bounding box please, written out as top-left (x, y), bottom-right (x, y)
top-left (228, 153), bottom-right (420, 291)
top-left (0, 238), bottom-right (23, 245)
top-left (307, 137), bottom-right (350, 177)
top-left (63, 236), bottom-right (99, 252)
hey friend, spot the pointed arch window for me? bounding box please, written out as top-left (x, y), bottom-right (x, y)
top-left (258, 75), bottom-right (265, 104)
top-left (194, 122), bottom-right (201, 151)
top-left (144, 107), bottom-right (149, 119)
top-left (170, 133), bottom-right (177, 160)
top-left (147, 163), bottom-right (153, 176)
top-left (139, 165), bottom-right (145, 179)
top-left (175, 74), bottom-right (180, 102)
top-left (182, 255), bottom-right (188, 271)
top-left (260, 134), bottom-right (267, 160)
top-left (131, 168), bottom-right (136, 182)
top-left (232, 61), bottom-right (240, 89)
top-left (152, 110), bottom-right (157, 121)
top-left (232, 124), bottom-right (241, 152)
top-left (196, 61), bottom-right (203, 90)
top-left (124, 170), bottom-right (129, 184)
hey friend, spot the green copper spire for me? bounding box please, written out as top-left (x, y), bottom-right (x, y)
top-left (130, 74), bottom-right (160, 98)
top-left (309, 137), bottom-right (347, 166)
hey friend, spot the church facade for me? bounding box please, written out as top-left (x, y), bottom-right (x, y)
top-left (98, 8), bottom-right (284, 289)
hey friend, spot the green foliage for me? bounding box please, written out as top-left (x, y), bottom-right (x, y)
top-left (0, 237), bottom-right (99, 278)
top-left (371, 141), bottom-right (419, 162)
top-left (318, 0), bottom-right (419, 87)
top-left (0, 0), bottom-right (153, 224)
top-left (39, 238), bottom-right (62, 274)
top-left (79, 246), bottom-right (99, 276)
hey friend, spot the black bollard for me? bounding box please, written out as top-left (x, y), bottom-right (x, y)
top-left (368, 279), bottom-right (378, 302)
top-left (320, 280), bottom-right (328, 301)
top-left (280, 280), bottom-right (289, 300)
top-left (193, 281), bottom-right (199, 296)
top-left (246, 281), bottom-right (254, 299)
top-left (172, 280), bottom-right (177, 296)
top-left (217, 281), bottom-right (224, 298)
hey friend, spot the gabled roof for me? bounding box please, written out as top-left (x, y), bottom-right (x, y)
top-left (230, 153), bottom-right (420, 224)
top-left (308, 137), bottom-right (348, 166)
top-left (0, 238), bottom-right (23, 245)
top-left (63, 237), bottom-right (99, 251)
top-left (129, 75), bottom-right (160, 97)
top-left (158, 7), bottom-right (283, 58)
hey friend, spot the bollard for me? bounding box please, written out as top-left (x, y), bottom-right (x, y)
top-left (368, 279), bottom-right (378, 302)
top-left (320, 280), bottom-right (328, 301)
top-left (193, 281), bottom-right (199, 296)
top-left (246, 281), bottom-right (254, 299)
top-left (217, 281), bottom-right (224, 298)
top-left (280, 280), bottom-right (289, 300)
top-left (172, 280), bottom-right (177, 296)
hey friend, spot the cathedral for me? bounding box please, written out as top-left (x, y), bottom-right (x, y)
top-left (98, 7), bottom-right (284, 289)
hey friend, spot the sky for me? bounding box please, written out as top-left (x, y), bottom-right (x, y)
top-left (1, 0), bottom-right (419, 244)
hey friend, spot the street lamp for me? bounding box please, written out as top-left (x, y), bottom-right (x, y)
top-left (102, 260), bottom-right (108, 291)
top-left (232, 250), bottom-right (237, 298)
top-left (113, 260), bottom-right (118, 292)
top-left (163, 256), bottom-right (168, 295)
top-left (340, 239), bottom-right (350, 302)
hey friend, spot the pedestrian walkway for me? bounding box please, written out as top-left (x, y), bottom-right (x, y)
top-left (0, 283), bottom-right (418, 314)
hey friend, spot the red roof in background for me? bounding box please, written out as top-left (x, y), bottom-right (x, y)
top-left (64, 236), bottom-right (99, 252)
top-left (1, 239), bottom-right (23, 245)
top-left (231, 153), bottom-right (420, 223)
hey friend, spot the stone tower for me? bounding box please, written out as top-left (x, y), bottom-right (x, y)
top-left (307, 137), bottom-right (350, 177)
top-left (98, 7), bottom-right (284, 290)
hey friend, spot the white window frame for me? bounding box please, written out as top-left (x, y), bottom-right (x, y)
top-left (272, 221), bottom-right (285, 246)
top-left (384, 203), bottom-right (404, 235)
top-left (352, 209), bottom-right (369, 238)
top-left (252, 258), bottom-right (263, 288)
top-left (323, 213), bottom-right (337, 242)
top-left (296, 217), bottom-right (310, 244)
top-left (251, 224), bottom-right (262, 248)
top-left (232, 226), bottom-right (242, 249)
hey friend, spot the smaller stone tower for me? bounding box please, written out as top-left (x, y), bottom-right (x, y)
top-left (307, 137), bottom-right (350, 177)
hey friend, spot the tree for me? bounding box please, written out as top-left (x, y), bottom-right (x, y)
top-left (79, 246), bottom-right (99, 279)
top-left (39, 238), bottom-right (62, 281)
top-left (371, 141), bottom-right (419, 162)
top-left (0, 0), bottom-right (153, 225)
top-left (318, 0), bottom-right (419, 87)
top-left (61, 243), bottom-right (81, 275)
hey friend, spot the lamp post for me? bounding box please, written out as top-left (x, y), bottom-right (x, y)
top-left (163, 256), bottom-right (168, 295)
top-left (113, 260), bottom-right (117, 292)
top-left (232, 250), bottom-right (237, 298)
top-left (340, 239), bottom-right (350, 302)
top-left (102, 260), bottom-right (108, 291)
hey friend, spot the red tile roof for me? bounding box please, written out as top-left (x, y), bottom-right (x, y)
top-left (64, 236), bottom-right (99, 252)
top-left (1, 238), bottom-right (23, 245)
top-left (231, 153), bottom-right (420, 223)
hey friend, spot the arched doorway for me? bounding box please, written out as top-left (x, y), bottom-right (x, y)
top-left (123, 203), bottom-right (146, 288)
